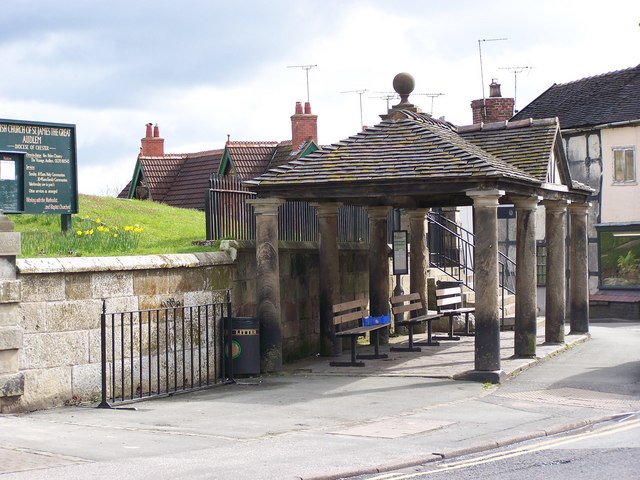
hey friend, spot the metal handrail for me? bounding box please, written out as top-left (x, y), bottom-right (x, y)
top-left (427, 211), bottom-right (516, 325)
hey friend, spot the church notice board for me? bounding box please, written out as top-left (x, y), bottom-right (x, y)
top-left (0, 119), bottom-right (78, 214)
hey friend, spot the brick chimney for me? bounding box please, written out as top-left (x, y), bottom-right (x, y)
top-left (470, 79), bottom-right (515, 124)
top-left (140, 123), bottom-right (165, 157)
top-left (291, 101), bottom-right (318, 149)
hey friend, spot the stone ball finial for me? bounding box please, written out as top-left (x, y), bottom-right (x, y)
top-left (393, 72), bottom-right (415, 103)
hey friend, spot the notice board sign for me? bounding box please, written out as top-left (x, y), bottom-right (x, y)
top-left (0, 119), bottom-right (78, 214)
top-left (392, 230), bottom-right (409, 275)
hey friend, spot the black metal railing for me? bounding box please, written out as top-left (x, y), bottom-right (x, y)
top-left (206, 175), bottom-right (379, 243)
top-left (98, 293), bottom-right (233, 408)
top-left (427, 211), bottom-right (517, 324)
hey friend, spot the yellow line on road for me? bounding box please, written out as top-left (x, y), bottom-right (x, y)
top-left (369, 418), bottom-right (640, 480)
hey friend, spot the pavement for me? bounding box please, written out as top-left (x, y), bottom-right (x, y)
top-left (1, 320), bottom-right (639, 480)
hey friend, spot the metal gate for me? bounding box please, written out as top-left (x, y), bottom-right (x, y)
top-left (98, 293), bottom-right (233, 407)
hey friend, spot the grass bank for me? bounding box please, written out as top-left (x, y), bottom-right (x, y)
top-left (9, 195), bottom-right (218, 258)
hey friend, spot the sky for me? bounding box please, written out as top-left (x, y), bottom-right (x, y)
top-left (1, 0), bottom-right (639, 196)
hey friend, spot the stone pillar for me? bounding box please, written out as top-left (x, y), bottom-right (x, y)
top-left (0, 213), bottom-right (23, 413)
top-left (368, 207), bottom-right (391, 341)
top-left (408, 209), bottom-right (429, 330)
top-left (513, 196), bottom-right (539, 357)
top-left (315, 203), bottom-right (341, 356)
top-left (247, 198), bottom-right (284, 372)
top-left (569, 202), bottom-right (590, 334)
top-left (465, 190), bottom-right (504, 382)
top-left (543, 200), bottom-right (568, 344)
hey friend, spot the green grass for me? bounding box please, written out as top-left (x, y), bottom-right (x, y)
top-left (8, 194), bottom-right (219, 258)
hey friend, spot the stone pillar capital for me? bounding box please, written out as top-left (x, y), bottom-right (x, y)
top-left (367, 206), bottom-right (391, 219)
top-left (513, 195), bottom-right (541, 210)
top-left (467, 189), bottom-right (504, 207)
top-left (311, 202), bottom-right (342, 217)
top-left (568, 202), bottom-right (591, 215)
top-left (406, 208), bottom-right (429, 220)
top-left (541, 198), bottom-right (569, 212)
top-left (247, 198), bottom-right (284, 215)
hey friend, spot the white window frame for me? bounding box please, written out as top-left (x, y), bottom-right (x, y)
top-left (612, 146), bottom-right (636, 184)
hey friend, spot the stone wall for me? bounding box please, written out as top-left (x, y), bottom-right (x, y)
top-left (3, 240), bottom-right (371, 412)
top-left (11, 252), bottom-right (233, 413)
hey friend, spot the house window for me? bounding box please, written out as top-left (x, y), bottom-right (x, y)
top-left (597, 224), bottom-right (640, 289)
top-left (536, 241), bottom-right (547, 286)
top-left (612, 147), bottom-right (635, 183)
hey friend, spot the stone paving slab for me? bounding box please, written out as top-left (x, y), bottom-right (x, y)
top-left (286, 322), bottom-right (588, 380)
top-left (0, 446), bottom-right (87, 475)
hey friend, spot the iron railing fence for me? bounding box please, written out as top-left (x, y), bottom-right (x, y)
top-left (98, 293), bottom-right (233, 408)
top-left (206, 175), bottom-right (382, 243)
top-left (427, 211), bottom-right (517, 326)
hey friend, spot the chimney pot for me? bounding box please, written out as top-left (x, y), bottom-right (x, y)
top-left (145, 123), bottom-right (153, 138)
top-left (295, 101), bottom-right (303, 114)
top-left (304, 102), bottom-right (311, 114)
top-left (489, 79), bottom-right (502, 98)
top-left (153, 124), bottom-right (160, 138)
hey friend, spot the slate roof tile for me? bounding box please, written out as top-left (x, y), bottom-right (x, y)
top-left (249, 111), bottom-right (540, 190)
top-left (511, 65), bottom-right (640, 129)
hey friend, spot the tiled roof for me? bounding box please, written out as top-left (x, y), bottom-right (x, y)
top-left (139, 155), bottom-right (186, 202)
top-left (226, 141), bottom-right (279, 179)
top-left (249, 110), bottom-right (540, 189)
top-left (458, 118), bottom-right (559, 182)
top-left (163, 149), bottom-right (224, 209)
top-left (512, 65), bottom-right (640, 129)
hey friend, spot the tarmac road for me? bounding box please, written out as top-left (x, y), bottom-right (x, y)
top-left (0, 320), bottom-right (637, 480)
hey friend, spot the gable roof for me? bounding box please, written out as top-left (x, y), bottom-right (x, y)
top-left (119, 149), bottom-right (223, 209)
top-left (512, 65), bottom-right (640, 129)
top-left (458, 117), bottom-right (564, 184)
top-left (163, 150), bottom-right (224, 209)
top-left (218, 139), bottom-right (319, 179)
top-left (219, 141), bottom-right (279, 179)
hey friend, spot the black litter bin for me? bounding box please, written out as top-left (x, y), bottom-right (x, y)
top-left (225, 317), bottom-right (260, 376)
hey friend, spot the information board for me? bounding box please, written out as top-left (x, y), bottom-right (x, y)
top-left (0, 119), bottom-right (78, 214)
top-left (392, 230), bottom-right (409, 275)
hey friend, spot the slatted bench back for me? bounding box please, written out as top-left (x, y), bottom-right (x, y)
top-left (333, 298), bottom-right (369, 326)
top-left (390, 293), bottom-right (424, 317)
top-left (436, 286), bottom-right (463, 311)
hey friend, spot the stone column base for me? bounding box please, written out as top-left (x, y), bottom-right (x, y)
top-left (453, 369), bottom-right (505, 384)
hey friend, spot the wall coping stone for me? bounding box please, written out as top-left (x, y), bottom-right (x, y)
top-left (16, 252), bottom-right (234, 275)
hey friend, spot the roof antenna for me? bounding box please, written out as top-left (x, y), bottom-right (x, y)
top-left (341, 89), bottom-right (369, 130)
top-left (478, 38), bottom-right (507, 119)
top-left (412, 93), bottom-right (445, 115)
top-left (287, 64), bottom-right (317, 103)
top-left (499, 66), bottom-right (532, 112)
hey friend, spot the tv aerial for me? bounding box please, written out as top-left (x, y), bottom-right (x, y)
top-left (341, 89), bottom-right (369, 130)
top-left (499, 66), bottom-right (532, 111)
top-left (287, 64), bottom-right (317, 103)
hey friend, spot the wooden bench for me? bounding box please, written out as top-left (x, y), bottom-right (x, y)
top-left (389, 293), bottom-right (442, 352)
top-left (434, 283), bottom-right (475, 341)
top-left (330, 298), bottom-right (389, 367)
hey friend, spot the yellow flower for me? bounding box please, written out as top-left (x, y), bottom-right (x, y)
top-left (95, 218), bottom-right (101, 224)
top-left (124, 225), bottom-right (133, 232)
top-left (84, 230), bottom-right (91, 235)
top-left (76, 230), bottom-right (83, 236)
top-left (97, 225), bottom-right (105, 232)
top-left (134, 227), bottom-right (143, 233)
top-left (113, 233), bottom-right (118, 238)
